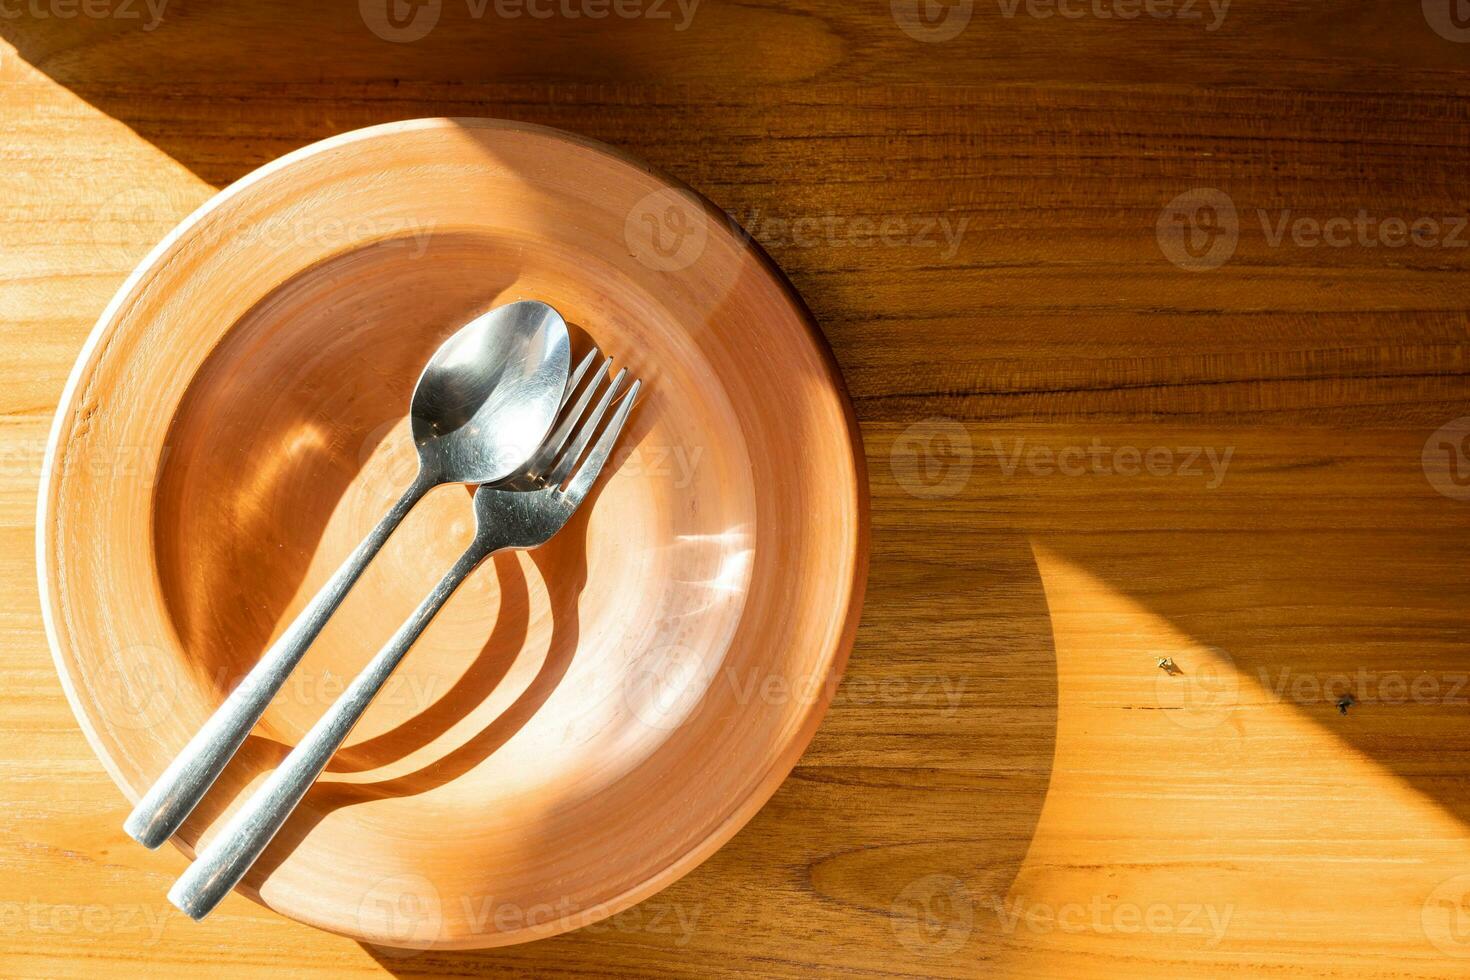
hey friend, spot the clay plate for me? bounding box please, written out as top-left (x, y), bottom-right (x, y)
top-left (37, 119), bottom-right (867, 948)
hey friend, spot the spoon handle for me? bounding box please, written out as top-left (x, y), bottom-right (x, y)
top-left (167, 539), bottom-right (491, 920)
top-left (124, 472), bottom-right (435, 849)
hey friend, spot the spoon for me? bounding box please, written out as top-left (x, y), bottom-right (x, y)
top-left (124, 299), bottom-right (571, 849)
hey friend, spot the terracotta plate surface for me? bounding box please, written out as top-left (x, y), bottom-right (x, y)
top-left (37, 119), bottom-right (868, 948)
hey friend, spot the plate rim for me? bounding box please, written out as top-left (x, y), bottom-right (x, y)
top-left (36, 116), bottom-right (871, 949)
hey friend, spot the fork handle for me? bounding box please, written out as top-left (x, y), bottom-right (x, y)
top-left (124, 471), bottom-right (435, 850)
top-left (167, 539), bottom-right (491, 920)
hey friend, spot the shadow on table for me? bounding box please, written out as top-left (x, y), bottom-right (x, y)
top-left (0, 4), bottom-right (739, 188)
top-left (357, 522), bottom-right (1060, 975)
top-left (9, 7), bottom-right (1470, 974)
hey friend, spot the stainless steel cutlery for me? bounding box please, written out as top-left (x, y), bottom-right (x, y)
top-left (122, 300), bottom-right (639, 920)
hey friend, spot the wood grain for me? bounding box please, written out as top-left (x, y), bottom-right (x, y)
top-left (2, 1), bottom-right (1469, 976)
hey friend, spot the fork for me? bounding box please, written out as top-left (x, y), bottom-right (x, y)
top-left (167, 357), bottom-right (641, 920)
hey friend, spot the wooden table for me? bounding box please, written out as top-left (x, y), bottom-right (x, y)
top-left (3, 3), bottom-right (1468, 976)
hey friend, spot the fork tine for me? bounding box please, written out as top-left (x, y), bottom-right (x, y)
top-left (527, 355), bottom-right (610, 477)
top-left (562, 379), bottom-right (640, 505)
top-left (546, 367), bottom-right (627, 487)
top-left (560, 348), bottom-right (599, 412)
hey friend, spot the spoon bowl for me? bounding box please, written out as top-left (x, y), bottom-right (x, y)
top-left (410, 299), bottom-right (571, 485)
